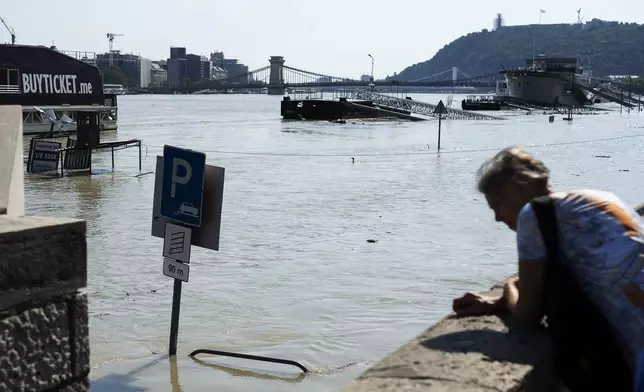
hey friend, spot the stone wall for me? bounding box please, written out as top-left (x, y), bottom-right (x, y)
top-left (0, 215), bottom-right (89, 391)
top-left (0, 104), bottom-right (90, 391)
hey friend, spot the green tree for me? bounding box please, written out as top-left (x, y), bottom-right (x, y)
top-left (391, 19), bottom-right (644, 81)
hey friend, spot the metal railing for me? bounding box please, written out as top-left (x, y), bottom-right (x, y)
top-left (348, 91), bottom-right (505, 120)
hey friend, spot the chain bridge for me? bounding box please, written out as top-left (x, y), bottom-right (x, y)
top-left (151, 56), bottom-right (500, 94)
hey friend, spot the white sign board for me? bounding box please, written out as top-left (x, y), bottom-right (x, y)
top-left (163, 222), bottom-right (192, 263)
top-left (30, 140), bottom-right (61, 173)
top-left (163, 258), bottom-right (190, 282)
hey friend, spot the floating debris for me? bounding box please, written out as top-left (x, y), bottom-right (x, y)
top-left (366, 239), bottom-right (378, 243)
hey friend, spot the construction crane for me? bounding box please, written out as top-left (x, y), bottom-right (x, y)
top-left (106, 33), bottom-right (124, 67)
top-left (0, 15), bottom-right (16, 44)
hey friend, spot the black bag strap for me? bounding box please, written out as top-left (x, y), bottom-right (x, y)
top-left (529, 196), bottom-right (559, 262)
top-left (529, 195), bottom-right (633, 392)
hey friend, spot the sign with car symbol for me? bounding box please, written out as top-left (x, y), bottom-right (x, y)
top-left (160, 145), bottom-right (206, 227)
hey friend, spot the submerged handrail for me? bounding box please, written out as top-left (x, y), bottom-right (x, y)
top-left (188, 349), bottom-right (309, 373)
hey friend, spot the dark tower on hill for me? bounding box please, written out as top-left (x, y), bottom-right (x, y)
top-left (494, 13), bottom-right (504, 31)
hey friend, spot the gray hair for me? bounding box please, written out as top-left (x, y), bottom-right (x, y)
top-left (476, 146), bottom-right (550, 194)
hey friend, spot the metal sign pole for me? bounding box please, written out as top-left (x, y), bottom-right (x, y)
top-left (158, 145), bottom-right (206, 356)
top-left (434, 100), bottom-right (446, 151)
top-left (150, 150), bottom-right (307, 373)
top-left (169, 278), bottom-right (183, 355)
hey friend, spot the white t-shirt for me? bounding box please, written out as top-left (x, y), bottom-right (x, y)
top-left (516, 189), bottom-right (644, 367)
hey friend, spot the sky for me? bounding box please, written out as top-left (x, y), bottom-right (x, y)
top-left (1, 0), bottom-right (643, 79)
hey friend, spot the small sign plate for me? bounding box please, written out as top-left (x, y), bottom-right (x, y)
top-left (163, 258), bottom-right (190, 282)
top-left (163, 222), bottom-right (192, 263)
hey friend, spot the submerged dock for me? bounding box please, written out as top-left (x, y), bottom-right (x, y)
top-left (348, 91), bottom-right (505, 121)
top-left (281, 90), bottom-right (504, 122)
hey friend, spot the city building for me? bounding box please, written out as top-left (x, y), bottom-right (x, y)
top-left (360, 74), bottom-right (371, 82)
top-left (170, 47), bottom-right (186, 59)
top-left (166, 47), bottom-right (212, 84)
top-left (186, 54), bottom-right (210, 82)
top-left (211, 66), bottom-right (227, 80)
top-left (139, 57), bottom-right (151, 88)
top-left (150, 61), bottom-right (167, 86)
top-left (95, 51), bottom-right (152, 88)
top-left (210, 51), bottom-right (248, 80)
top-left (166, 57), bottom-right (187, 85)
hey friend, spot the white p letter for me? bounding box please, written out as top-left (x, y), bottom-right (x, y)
top-left (171, 158), bottom-right (191, 198)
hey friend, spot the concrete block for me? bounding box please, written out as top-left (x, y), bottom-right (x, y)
top-left (0, 293), bottom-right (89, 391)
top-left (0, 105), bottom-right (24, 217)
top-left (0, 216), bottom-right (87, 312)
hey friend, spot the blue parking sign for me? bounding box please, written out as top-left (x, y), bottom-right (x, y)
top-left (160, 145), bottom-right (206, 227)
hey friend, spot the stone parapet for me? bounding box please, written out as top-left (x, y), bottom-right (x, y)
top-left (0, 216), bottom-right (89, 392)
top-left (339, 285), bottom-right (563, 392)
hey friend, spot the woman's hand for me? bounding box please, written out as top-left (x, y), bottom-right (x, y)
top-left (452, 292), bottom-right (503, 316)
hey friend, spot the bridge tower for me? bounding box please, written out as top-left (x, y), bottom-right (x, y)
top-left (268, 56), bottom-right (286, 95)
top-left (452, 66), bottom-right (458, 82)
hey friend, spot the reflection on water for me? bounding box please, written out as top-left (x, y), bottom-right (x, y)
top-left (190, 357), bottom-right (306, 384)
top-left (24, 94), bottom-right (644, 391)
top-left (170, 357), bottom-right (182, 392)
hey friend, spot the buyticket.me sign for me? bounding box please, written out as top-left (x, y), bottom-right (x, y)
top-left (22, 73), bottom-right (94, 95)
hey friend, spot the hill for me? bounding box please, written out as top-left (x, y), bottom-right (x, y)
top-left (391, 19), bottom-right (644, 81)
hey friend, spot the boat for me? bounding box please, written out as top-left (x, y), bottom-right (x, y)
top-left (461, 95), bottom-right (502, 111)
top-left (22, 97), bottom-right (118, 134)
top-left (103, 83), bottom-right (127, 95)
top-left (501, 56), bottom-right (591, 107)
top-left (0, 43), bottom-right (118, 136)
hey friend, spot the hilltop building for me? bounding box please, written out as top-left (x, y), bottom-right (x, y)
top-left (494, 13), bottom-right (504, 30)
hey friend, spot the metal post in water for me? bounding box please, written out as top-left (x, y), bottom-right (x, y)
top-left (629, 77), bottom-right (632, 114)
top-left (621, 89), bottom-right (624, 115)
top-left (138, 141), bottom-right (142, 171)
top-left (111, 147), bottom-right (115, 170)
top-left (368, 54), bottom-right (375, 91)
top-left (437, 112), bottom-right (442, 151)
top-left (169, 278), bottom-right (183, 356)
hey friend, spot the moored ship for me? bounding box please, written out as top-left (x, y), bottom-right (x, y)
top-left (501, 56), bottom-right (591, 107)
top-left (0, 44), bottom-right (118, 135)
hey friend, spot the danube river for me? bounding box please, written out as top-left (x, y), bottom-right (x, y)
top-left (23, 93), bottom-right (644, 391)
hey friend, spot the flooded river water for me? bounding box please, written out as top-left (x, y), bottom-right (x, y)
top-left (23, 94), bottom-right (644, 391)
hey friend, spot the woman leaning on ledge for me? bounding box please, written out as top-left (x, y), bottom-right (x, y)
top-left (452, 146), bottom-right (644, 392)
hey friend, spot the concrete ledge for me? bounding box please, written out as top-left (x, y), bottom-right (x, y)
top-left (0, 216), bottom-right (87, 312)
top-left (339, 286), bottom-right (561, 392)
top-left (0, 105), bottom-right (24, 217)
top-left (0, 293), bottom-right (89, 392)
